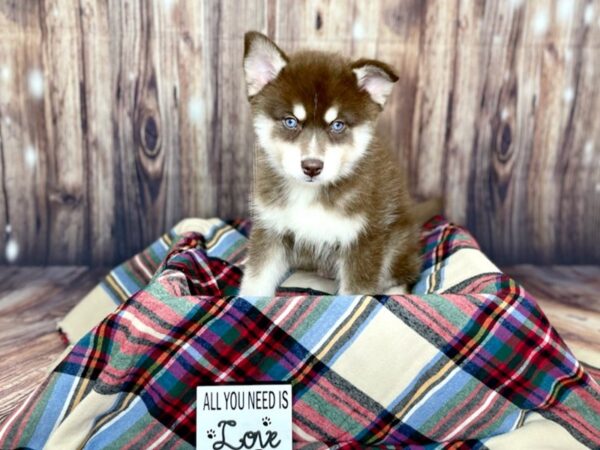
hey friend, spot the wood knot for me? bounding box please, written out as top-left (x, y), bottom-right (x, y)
top-left (139, 114), bottom-right (161, 157)
top-left (498, 124), bottom-right (512, 160)
top-left (49, 190), bottom-right (81, 207)
top-left (490, 114), bottom-right (514, 203)
top-left (382, 0), bottom-right (422, 35)
top-left (491, 110), bottom-right (514, 163)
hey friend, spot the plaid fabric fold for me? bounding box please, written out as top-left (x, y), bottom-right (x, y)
top-left (1, 217), bottom-right (599, 449)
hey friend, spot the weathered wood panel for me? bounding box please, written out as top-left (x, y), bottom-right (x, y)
top-left (42, 0), bottom-right (88, 264)
top-left (0, 266), bottom-right (108, 425)
top-left (0, 0), bottom-right (598, 266)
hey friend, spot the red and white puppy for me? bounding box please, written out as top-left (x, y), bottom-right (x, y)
top-left (239, 31), bottom-right (421, 296)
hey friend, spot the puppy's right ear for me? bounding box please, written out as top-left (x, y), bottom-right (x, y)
top-left (243, 31), bottom-right (287, 97)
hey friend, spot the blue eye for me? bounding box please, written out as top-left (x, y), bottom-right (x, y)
top-left (330, 120), bottom-right (345, 133)
top-left (283, 117), bottom-right (298, 129)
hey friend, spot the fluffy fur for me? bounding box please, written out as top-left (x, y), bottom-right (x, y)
top-left (239, 31), bottom-right (422, 296)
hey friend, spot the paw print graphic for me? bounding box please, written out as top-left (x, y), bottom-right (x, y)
top-left (262, 417), bottom-right (271, 426)
top-left (207, 429), bottom-right (216, 439)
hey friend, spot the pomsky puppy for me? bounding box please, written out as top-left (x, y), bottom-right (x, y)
top-left (239, 31), bottom-right (422, 296)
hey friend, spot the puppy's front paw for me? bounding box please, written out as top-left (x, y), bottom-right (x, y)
top-left (238, 276), bottom-right (276, 297)
top-left (238, 287), bottom-right (260, 297)
top-left (337, 282), bottom-right (378, 296)
top-left (238, 283), bottom-right (258, 297)
top-left (383, 284), bottom-right (408, 295)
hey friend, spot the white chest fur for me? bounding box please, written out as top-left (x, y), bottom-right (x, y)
top-left (255, 184), bottom-right (365, 248)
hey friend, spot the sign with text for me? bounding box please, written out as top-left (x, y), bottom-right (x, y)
top-left (197, 384), bottom-right (292, 450)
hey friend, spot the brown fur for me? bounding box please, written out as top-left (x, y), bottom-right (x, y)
top-left (241, 32), bottom-right (422, 294)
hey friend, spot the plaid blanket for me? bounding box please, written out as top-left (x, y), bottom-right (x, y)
top-left (1, 217), bottom-right (598, 449)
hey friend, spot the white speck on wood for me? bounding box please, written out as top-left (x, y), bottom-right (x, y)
top-left (582, 140), bottom-right (594, 165)
top-left (24, 145), bottom-right (37, 169)
top-left (5, 238), bottom-right (19, 263)
top-left (557, 0), bottom-right (575, 23)
top-left (563, 86), bottom-right (575, 103)
top-left (584, 4), bottom-right (594, 24)
top-left (352, 22), bottom-right (366, 41)
top-left (0, 65), bottom-right (10, 82)
top-left (188, 96), bottom-right (205, 123)
top-left (509, 0), bottom-right (523, 9)
top-left (27, 69), bottom-right (44, 99)
top-left (532, 9), bottom-right (550, 35)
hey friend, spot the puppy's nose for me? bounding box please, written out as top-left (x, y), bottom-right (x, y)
top-left (301, 159), bottom-right (323, 177)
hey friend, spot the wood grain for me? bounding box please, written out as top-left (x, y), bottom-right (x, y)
top-left (79, 0), bottom-right (116, 264)
top-left (0, 0), bottom-right (599, 265)
top-left (0, 2), bottom-right (50, 265)
top-left (0, 266), bottom-right (107, 426)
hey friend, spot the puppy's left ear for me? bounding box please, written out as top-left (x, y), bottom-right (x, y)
top-left (351, 59), bottom-right (399, 108)
top-left (243, 31), bottom-right (288, 97)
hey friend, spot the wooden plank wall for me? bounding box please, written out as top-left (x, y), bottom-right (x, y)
top-left (0, 0), bottom-right (598, 266)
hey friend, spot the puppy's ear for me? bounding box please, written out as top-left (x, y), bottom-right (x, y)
top-left (243, 31), bottom-right (288, 97)
top-left (351, 59), bottom-right (399, 108)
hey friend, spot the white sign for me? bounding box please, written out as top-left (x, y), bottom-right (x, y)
top-left (197, 384), bottom-right (292, 450)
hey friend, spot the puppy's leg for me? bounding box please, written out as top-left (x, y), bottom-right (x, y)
top-left (337, 236), bottom-right (383, 295)
top-left (239, 227), bottom-right (289, 297)
top-left (390, 235), bottom-right (421, 289)
top-left (338, 226), bottom-right (421, 295)
top-left (381, 227), bottom-right (421, 294)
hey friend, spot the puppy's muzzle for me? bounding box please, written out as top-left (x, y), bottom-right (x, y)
top-left (301, 159), bottom-right (323, 178)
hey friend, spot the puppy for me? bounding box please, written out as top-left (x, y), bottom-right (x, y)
top-left (239, 31), bottom-right (421, 296)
